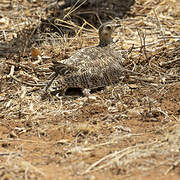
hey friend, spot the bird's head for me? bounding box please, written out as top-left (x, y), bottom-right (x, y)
top-left (98, 21), bottom-right (121, 47)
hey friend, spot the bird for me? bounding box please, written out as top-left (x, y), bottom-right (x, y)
top-left (46, 20), bottom-right (123, 96)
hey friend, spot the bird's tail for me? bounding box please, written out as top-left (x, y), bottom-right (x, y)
top-left (49, 60), bottom-right (77, 76)
top-left (45, 60), bottom-right (77, 92)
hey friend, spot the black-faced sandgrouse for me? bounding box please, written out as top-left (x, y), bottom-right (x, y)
top-left (46, 21), bottom-right (123, 95)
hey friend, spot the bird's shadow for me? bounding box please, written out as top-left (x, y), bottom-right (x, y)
top-left (65, 87), bottom-right (105, 96)
top-left (41, 87), bottom-right (105, 101)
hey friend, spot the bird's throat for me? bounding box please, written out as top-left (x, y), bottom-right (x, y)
top-left (99, 38), bottom-right (113, 47)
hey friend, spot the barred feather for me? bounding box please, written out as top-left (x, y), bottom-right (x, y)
top-left (47, 21), bottom-right (122, 95)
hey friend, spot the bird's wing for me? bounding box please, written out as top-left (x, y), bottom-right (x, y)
top-left (48, 44), bottom-right (123, 90)
top-left (61, 45), bottom-right (123, 89)
top-left (61, 45), bottom-right (122, 72)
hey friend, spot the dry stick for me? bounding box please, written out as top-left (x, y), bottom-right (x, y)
top-left (34, 63), bottom-right (52, 70)
top-left (6, 61), bottom-right (32, 71)
top-left (96, 13), bottom-right (102, 25)
top-left (141, 30), bottom-right (148, 61)
top-left (10, 75), bottom-right (46, 87)
top-left (18, 86), bottom-right (27, 119)
top-left (55, 19), bottom-right (94, 33)
top-left (82, 18), bottom-right (97, 31)
top-left (63, 0), bottom-right (88, 19)
top-left (137, 28), bottom-right (143, 52)
top-left (0, 138), bottom-right (51, 143)
top-left (122, 67), bottom-right (143, 76)
top-left (2, 30), bottom-right (7, 41)
top-left (0, 152), bottom-right (18, 156)
top-left (15, 159), bottom-right (46, 177)
top-left (83, 141), bottom-right (160, 175)
top-left (132, 39), bottom-right (166, 50)
top-left (47, 18), bottom-right (64, 38)
top-left (94, 148), bottom-right (135, 172)
top-left (137, 29), bottom-right (148, 61)
top-left (165, 159), bottom-right (180, 175)
top-left (128, 44), bottom-right (134, 54)
top-left (25, 167), bottom-right (29, 180)
top-left (8, 65), bottom-right (15, 77)
top-left (149, 56), bottom-right (166, 74)
top-left (158, 36), bottom-right (180, 39)
top-left (149, 57), bottom-right (180, 79)
top-left (91, 142), bottom-right (166, 173)
top-left (126, 44), bottom-right (138, 72)
top-left (82, 140), bottom-right (159, 174)
top-left (90, 134), bottom-right (142, 149)
top-left (159, 57), bottom-right (180, 67)
top-left (129, 76), bottom-right (155, 83)
top-left (153, 9), bottom-right (166, 43)
top-left (83, 151), bottom-right (120, 175)
top-left (55, 19), bottom-right (78, 30)
top-left (74, 22), bottom-right (87, 44)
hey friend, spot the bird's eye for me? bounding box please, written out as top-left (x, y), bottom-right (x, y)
top-left (106, 25), bottom-right (112, 30)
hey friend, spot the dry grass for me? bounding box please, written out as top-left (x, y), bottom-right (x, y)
top-left (0, 0), bottom-right (180, 179)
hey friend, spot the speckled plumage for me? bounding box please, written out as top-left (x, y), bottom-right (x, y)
top-left (47, 21), bottom-right (123, 95)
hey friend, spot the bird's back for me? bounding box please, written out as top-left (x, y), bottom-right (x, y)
top-left (51, 43), bottom-right (123, 91)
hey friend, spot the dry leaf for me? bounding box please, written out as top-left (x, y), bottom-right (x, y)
top-left (31, 47), bottom-right (41, 59)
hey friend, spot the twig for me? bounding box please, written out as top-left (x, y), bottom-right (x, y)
top-left (6, 61), bottom-right (32, 71)
top-left (132, 39), bottom-right (166, 50)
top-left (2, 30), bottom-right (7, 41)
top-left (8, 65), bottom-right (15, 77)
top-left (129, 76), bottom-right (155, 83)
top-left (128, 44), bottom-right (135, 54)
top-left (10, 75), bottom-right (46, 87)
top-left (165, 159), bottom-right (180, 175)
top-left (137, 28), bottom-right (148, 60)
top-left (141, 30), bottom-right (148, 60)
top-left (122, 68), bottom-right (144, 76)
top-left (63, 0), bottom-right (88, 19)
top-left (47, 18), bottom-right (64, 38)
top-left (159, 58), bottom-right (180, 67)
top-left (153, 9), bottom-right (166, 43)
top-left (158, 36), bottom-right (180, 39)
top-left (55, 18), bottom-right (95, 33)
top-left (137, 29), bottom-right (143, 52)
top-left (82, 140), bottom-right (159, 174)
top-left (90, 134), bottom-right (142, 149)
top-left (83, 151), bottom-right (119, 175)
top-left (0, 152), bottom-right (18, 156)
top-left (0, 138), bottom-right (51, 143)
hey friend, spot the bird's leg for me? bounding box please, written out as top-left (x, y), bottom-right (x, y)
top-left (82, 88), bottom-right (91, 97)
top-left (82, 88), bottom-right (97, 101)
